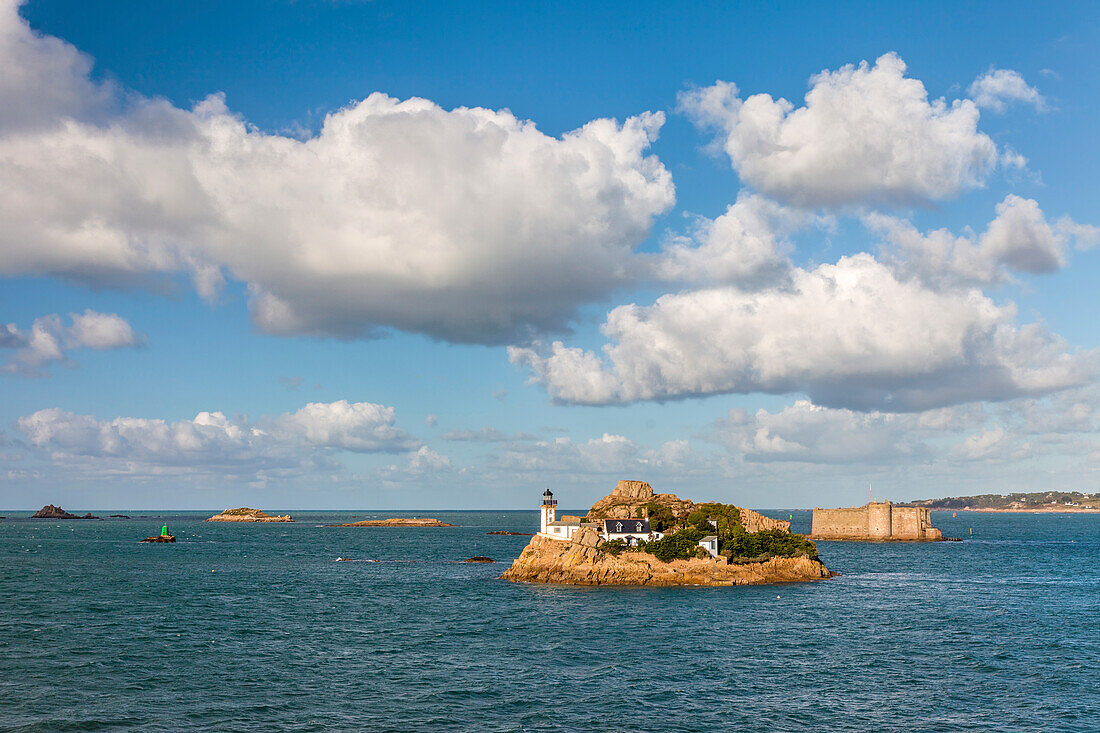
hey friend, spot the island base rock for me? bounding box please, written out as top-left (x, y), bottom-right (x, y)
top-left (501, 532), bottom-right (830, 587)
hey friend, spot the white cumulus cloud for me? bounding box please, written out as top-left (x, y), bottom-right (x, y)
top-left (679, 52), bottom-right (1001, 208)
top-left (0, 2), bottom-right (674, 344)
top-left (867, 194), bottom-right (1096, 288)
top-left (16, 400), bottom-right (420, 479)
top-left (490, 433), bottom-right (705, 477)
top-left (510, 254), bottom-right (1095, 411)
top-left (653, 192), bottom-right (809, 288)
top-left (1, 309), bottom-right (139, 376)
top-left (968, 68), bottom-right (1047, 113)
top-left (712, 400), bottom-right (983, 464)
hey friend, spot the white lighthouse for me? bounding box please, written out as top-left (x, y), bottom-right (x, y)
top-left (539, 488), bottom-right (557, 534)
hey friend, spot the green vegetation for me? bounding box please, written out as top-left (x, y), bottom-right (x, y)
top-left (685, 503), bottom-right (740, 535)
top-left (640, 528), bottom-right (707, 562)
top-left (641, 501), bottom-right (677, 532)
top-left (592, 499), bottom-right (819, 564)
top-left (624, 500), bottom-right (818, 564)
top-left (720, 527), bottom-right (818, 563)
top-left (598, 538), bottom-right (629, 556)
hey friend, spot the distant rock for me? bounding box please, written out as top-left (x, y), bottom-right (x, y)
top-left (486, 530), bottom-right (532, 536)
top-left (205, 508), bottom-right (293, 522)
top-left (464, 556), bottom-right (495, 563)
top-left (326, 517), bottom-right (455, 527)
top-left (31, 505), bottom-right (99, 520)
top-left (141, 534), bottom-right (175, 543)
top-left (108, 514), bottom-right (131, 519)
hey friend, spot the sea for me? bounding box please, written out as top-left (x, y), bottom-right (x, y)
top-left (0, 509), bottom-right (1096, 732)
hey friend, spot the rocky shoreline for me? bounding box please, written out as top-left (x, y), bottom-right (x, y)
top-left (502, 531), bottom-right (830, 586)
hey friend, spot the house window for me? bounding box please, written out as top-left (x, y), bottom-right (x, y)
top-left (615, 522), bottom-right (623, 532)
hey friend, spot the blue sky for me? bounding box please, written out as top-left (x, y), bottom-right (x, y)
top-left (2, 0), bottom-right (1099, 510)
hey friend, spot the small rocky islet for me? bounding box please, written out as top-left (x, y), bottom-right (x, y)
top-left (31, 504), bottom-right (99, 520)
top-left (501, 480), bottom-right (831, 587)
top-left (205, 508), bottom-right (293, 523)
top-left (326, 517), bottom-right (455, 527)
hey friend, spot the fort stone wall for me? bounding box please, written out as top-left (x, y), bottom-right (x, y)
top-left (810, 507), bottom-right (868, 538)
top-left (810, 501), bottom-right (942, 541)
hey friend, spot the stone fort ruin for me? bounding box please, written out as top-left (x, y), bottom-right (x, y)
top-left (810, 500), bottom-right (942, 541)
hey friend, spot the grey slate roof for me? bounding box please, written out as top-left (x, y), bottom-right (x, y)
top-left (604, 519), bottom-right (651, 535)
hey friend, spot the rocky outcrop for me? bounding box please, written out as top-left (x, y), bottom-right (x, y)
top-left (587, 480), bottom-right (695, 521)
top-left (205, 508), bottom-right (293, 522)
top-left (141, 535), bottom-right (175, 543)
top-left (738, 507), bottom-right (790, 533)
top-left (501, 528), bottom-right (830, 587)
top-left (32, 505), bottom-right (98, 519)
top-left (464, 556), bottom-right (495, 563)
top-left (326, 518), bottom-right (455, 527)
top-left (584, 480), bottom-right (790, 532)
top-left (487, 530), bottom-right (532, 536)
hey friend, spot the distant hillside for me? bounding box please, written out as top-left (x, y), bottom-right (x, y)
top-left (903, 491), bottom-right (1100, 511)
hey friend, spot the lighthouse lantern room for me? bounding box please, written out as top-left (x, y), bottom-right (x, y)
top-left (539, 489), bottom-right (557, 534)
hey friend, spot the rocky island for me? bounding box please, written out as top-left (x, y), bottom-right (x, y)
top-left (205, 508), bottom-right (293, 522)
top-left (501, 480), bottom-right (830, 587)
top-left (31, 505), bottom-right (99, 520)
top-left (904, 491), bottom-right (1100, 513)
top-left (326, 517), bottom-right (455, 527)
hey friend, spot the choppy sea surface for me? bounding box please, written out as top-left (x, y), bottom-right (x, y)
top-left (0, 509), bottom-right (1096, 732)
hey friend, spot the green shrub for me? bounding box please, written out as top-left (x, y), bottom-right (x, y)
top-left (641, 528), bottom-right (705, 562)
top-left (720, 527), bottom-right (818, 562)
top-left (685, 503), bottom-right (741, 537)
top-left (641, 501), bottom-right (678, 532)
top-left (599, 538), bottom-right (628, 556)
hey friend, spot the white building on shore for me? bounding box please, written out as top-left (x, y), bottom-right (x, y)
top-left (538, 489), bottom-right (582, 540)
top-left (602, 518), bottom-right (663, 545)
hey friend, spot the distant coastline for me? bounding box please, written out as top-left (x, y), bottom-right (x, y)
top-left (955, 506), bottom-right (1100, 514)
top-left (902, 491), bottom-right (1100, 513)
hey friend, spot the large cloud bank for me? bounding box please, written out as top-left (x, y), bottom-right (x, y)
top-left (510, 254), bottom-right (1094, 411)
top-left (16, 400), bottom-right (419, 478)
top-left (0, 1), bottom-right (674, 344)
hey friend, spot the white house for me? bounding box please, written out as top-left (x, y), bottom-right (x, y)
top-left (538, 489), bottom-right (582, 541)
top-left (601, 518), bottom-right (663, 546)
top-left (698, 535), bottom-right (719, 557)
